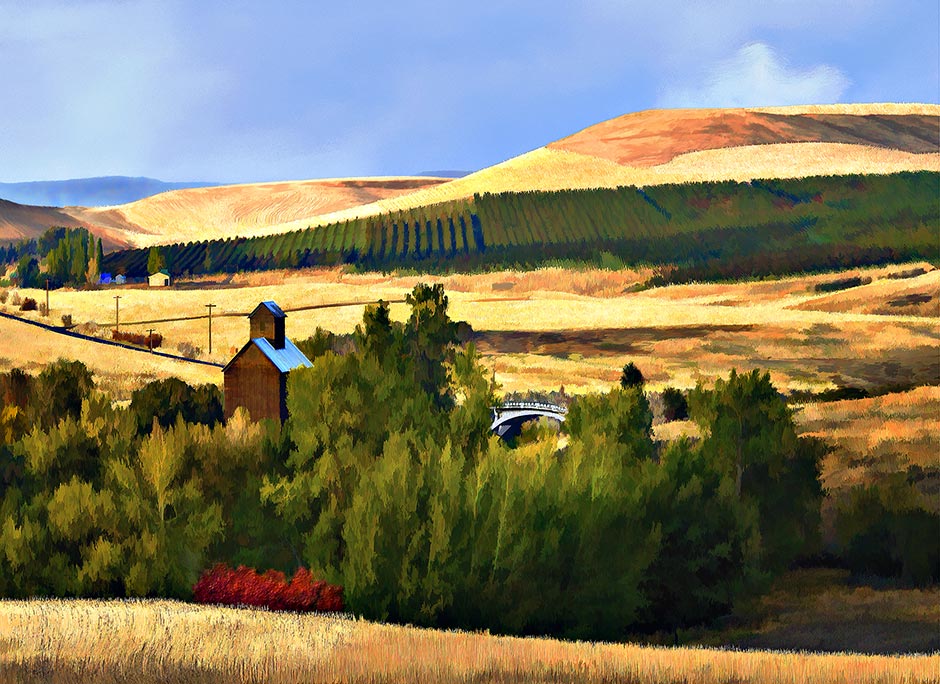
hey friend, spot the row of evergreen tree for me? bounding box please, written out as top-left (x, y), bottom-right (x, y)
top-left (2, 227), bottom-right (104, 289)
top-left (100, 172), bottom-right (939, 282)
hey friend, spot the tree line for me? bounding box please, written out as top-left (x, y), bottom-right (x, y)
top-left (1, 285), bottom-right (936, 640)
top-left (100, 172), bottom-right (938, 283)
top-left (1, 227), bottom-right (104, 289)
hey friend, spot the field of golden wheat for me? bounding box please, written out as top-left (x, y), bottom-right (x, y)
top-left (1, 595), bottom-right (937, 684)
top-left (2, 261), bottom-right (934, 398)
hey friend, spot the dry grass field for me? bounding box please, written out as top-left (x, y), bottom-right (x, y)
top-left (0, 316), bottom-right (218, 399)
top-left (797, 386), bottom-right (940, 505)
top-left (2, 261), bottom-right (936, 399)
top-left (66, 176), bottom-right (451, 248)
top-left (1, 595), bottom-right (938, 684)
top-left (548, 104), bottom-right (940, 166)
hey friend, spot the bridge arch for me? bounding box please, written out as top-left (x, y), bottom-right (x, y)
top-left (490, 401), bottom-right (567, 439)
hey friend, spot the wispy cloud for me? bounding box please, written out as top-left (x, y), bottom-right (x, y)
top-left (660, 42), bottom-right (850, 108)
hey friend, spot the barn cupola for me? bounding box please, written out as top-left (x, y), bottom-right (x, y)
top-left (249, 300), bottom-right (287, 349)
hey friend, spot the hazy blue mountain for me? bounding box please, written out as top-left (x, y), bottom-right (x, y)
top-left (0, 176), bottom-right (221, 208)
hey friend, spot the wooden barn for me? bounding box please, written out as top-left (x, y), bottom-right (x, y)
top-left (222, 301), bottom-right (312, 422)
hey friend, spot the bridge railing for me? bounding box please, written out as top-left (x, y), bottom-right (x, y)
top-left (492, 402), bottom-right (568, 414)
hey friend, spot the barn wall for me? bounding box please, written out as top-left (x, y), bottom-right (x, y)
top-left (223, 344), bottom-right (285, 422)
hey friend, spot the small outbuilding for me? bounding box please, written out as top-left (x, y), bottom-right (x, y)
top-left (222, 301), bottom-right (312, 422)
top-left (114, 274), bottom-right (126, 285)
top-left (148, 270), bottom-right (170, 287)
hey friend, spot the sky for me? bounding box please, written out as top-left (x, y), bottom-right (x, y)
top-left (1, 0), bottom-right (937, 183)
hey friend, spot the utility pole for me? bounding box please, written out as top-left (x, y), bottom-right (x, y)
top-left (114, 295), bottom-right (121, 332)
top-left (206, 303), bottom-right (216, 354)
top-left (45, 279), bottom-right (50, 317)
top-left (147, 328), bottom-right (155, 353)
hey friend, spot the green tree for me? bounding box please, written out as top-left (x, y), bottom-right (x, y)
top-left (107, 420), bottom-right (222, 597)
top-left (835, 474), bottom-right (940, 586)
top-left (147, 246), bottom-right (167, 275)
top-left (14, 255), bottom-right (40, 289)
top-left (638, 439), bottom-right (764, 634)
top-left (689, 369), bottom-right (825, 570)
top-left (620, 361), bottom-right (645, 389)
top-left (128, 378), bottom-right (223, 435)
top-left (565, 386), bottom-right (654, 461)
top-left (30, 359), bottom-right (96, 431)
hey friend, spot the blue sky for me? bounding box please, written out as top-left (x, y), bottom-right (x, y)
top-left (1, 0), bottom-right (937, 183)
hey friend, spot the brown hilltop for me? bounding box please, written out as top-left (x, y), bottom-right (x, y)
top-left (548, 104), bottom-right (940, 166)
top-left (0, 198), bottom-right (131, 250)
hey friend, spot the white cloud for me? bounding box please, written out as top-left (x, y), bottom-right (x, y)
top-left (659, 42), bottom-right (850, 108)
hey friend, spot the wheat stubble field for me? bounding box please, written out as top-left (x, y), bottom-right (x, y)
top-left (2, 261), bottom-right (936, 397)
top-left (1, 262), bottom-right (937, 682)
top-left (1, 598), bottom-right (938, 684)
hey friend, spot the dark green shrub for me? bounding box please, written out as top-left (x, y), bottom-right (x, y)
top-left (620, 362), bottom-right (645, 389)
top-left (661, 387), bottom-right (689, 421)
top-left (129, 377), bottom-right (222, 434)
top-left (835, 474), bottom-right (940, 586)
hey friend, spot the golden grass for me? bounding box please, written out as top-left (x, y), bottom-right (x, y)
top-left (549, 104), bottom-right (939, 166)
top-left (646, 143), bottom-right (940, 183)
top-left (745, 103), bottom-right (940, 116)
top-left (68, 176), bottom-right (451, 248)
top-left (1, 598), bottom-right (937, 684)
top-left (796, 386), bottom-right (940, 496)
top-left (793, 268), bottom-right (939, 318)
top-left (0, 315), bottom-right (218, 399)
top-left (2, 261), bottom-right (936, 397)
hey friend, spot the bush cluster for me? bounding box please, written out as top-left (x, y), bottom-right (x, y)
top-left (20, 297), bottom-right (37, 312)
top-left (193, 564), bottom-right (343, 612)
top-left (112, 329), bottom-right (163, 348)
top-left (6, 284), bottom-right (924, 642)
top-left (834, 473), bottom-right (939, 586)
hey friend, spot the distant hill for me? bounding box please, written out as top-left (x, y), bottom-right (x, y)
top-left (0, 176), bottom-right (220, 208)
top-left (2, 104), bottom-right (937, 251)
top-left (0, 177), bottom-right (452, 248)
top-left (0, 198), bottom-right (131, 250)
top-left (264, 103), bottom-right (938, 233)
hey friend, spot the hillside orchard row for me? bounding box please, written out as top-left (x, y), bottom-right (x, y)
top-left (98, 172), bottom-right (939, 282)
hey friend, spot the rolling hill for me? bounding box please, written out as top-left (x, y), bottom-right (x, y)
top-left (0, 176), bottom-right (220, 208)
top-left (0, 177), bottom-right (452, 248)
top-left (0, 198), bottom-right (132, 250)
top-left (264, 103), bottom-right (939, 233)
top-left (2, 103), bottom-right (937, 252)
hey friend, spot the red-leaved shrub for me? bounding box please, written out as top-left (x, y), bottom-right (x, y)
top-left (192, 564), bottom-right (344, 613)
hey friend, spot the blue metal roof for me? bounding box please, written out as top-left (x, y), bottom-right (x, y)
top-left (251, 300), bottom-right (287, 318)
top-left (250, 337), bottom-right (312, 373)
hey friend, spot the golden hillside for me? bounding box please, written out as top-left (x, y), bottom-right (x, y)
top-left (0, 177), bottom-right (451, 248)
top-left (0, 199), bottom-right (132, 249)
top-left (69, 177), bottom-right (452, 248)
top-left (2, 104), bottom-right (937, 248)
top-left (257, 103), bottom-right (940, 236)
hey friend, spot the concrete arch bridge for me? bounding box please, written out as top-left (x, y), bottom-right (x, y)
top-left (490, 401), bottom-right (567, 439)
